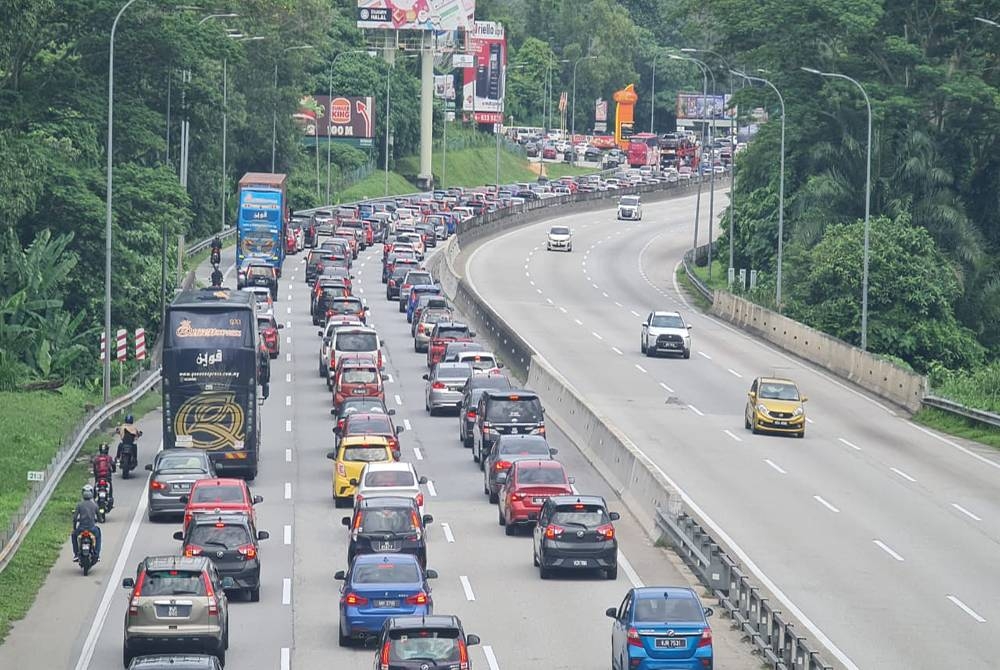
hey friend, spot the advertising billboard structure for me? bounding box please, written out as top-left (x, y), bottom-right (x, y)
top-left (462, 20), bottom-right (506, 125)
top-left (675, 93), bottom-right (735, 121)
top-left (357, 0), bottom-right (476, 31)
top-left (299, 95), bottom-right (376, 148)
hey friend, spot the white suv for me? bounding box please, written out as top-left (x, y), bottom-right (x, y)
top-left (617, 195), bottom-right (643, 221)
top-left (546, 225), bottom-right (573, 252)
top-left (640, 310), bottom-right (692, 358)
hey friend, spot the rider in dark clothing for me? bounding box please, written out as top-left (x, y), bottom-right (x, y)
top-left (71, 486), bottom-right (102, 561)
top-left (92, 443), bottom-right (116, 504)
top-left (211, 267), bottom-right (224, 287)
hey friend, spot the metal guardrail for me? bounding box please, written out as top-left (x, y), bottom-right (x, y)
top-left (655, 507), bottom-right (833, 670)
top-left (922, 395), bottom-right (1000, 429)
top-left (0, 368), bottom-right (163, 573)
top-left (681, 244), bottom-right (716, 303)
top-left (186, 225), bottom-right (237, 256)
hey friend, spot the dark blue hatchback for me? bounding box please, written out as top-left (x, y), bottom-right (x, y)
top-left (606, 586), bottom-right (714, 670)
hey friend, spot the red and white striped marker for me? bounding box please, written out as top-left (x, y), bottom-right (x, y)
top-left (100, 331), bottom-right (106, 362)
top-left (135, 328), bottom-right (146, 361)
top-left (116, 329), bottom-right (127, 363)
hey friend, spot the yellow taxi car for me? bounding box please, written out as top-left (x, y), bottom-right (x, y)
top-left (326, 435), bottom-right (395, 507)
top-left (744, 376), bottom-right (807, 438)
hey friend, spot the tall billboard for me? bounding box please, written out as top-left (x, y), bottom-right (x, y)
top-left (462, 21), bottom-right (506, 124)
top-left (299, 95), bottom-right (376, 147)
top-left (676, 93), bottom-right (735, 120)
top-left (357, 0), bottom-right (475, 31)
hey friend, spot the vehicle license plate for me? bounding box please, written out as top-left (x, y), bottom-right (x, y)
top-left (173, 483), bottom-right (190, 491)
top-left (353, 388), bottom-right (366, 394)
top-left (532, 497), bottom-right (547, 505)
top-left (774, 420), bottom-right (787, 426)
top-left (572, 560), bottom-right (589, 567)
top-left (655, 638), bottom-right (686, 648)
top-left (156, 604), bottom-right (191, 617)
top-left (373, 541), bottom-right (400, 552)
top-left (374, 599), bottom-right (399, 608)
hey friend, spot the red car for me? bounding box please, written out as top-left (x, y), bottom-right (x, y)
top-left (542, 146), bottom-right (557, 160)
top-left (498, 460), bottom-right (574, 534)
top-left (285, 228), bottom-right (297, 254)
top-left (332, 360), bottom-right (384, 409)
top-left (257, 313), bottom-right (283, 358)
top-left (339, 412), bottom-right (403, 460)
top-left (182, 478), bottom-right (261, 532)
top-left (426, 321), bottom-right (475, 367)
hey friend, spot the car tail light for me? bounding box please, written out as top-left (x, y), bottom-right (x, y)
top-left (415, 492), bottom-right (424, 508)
top-left (183, 512), bottom-right (192, 528)
top-left (128, 570), bottom-right (147, 615)
top-left (405, 592), bottom-right (428, 605)
top-left (316, 263), bottom-right (324, 272)
top-left (343, 592), bottom-right (368, 606)
top-left (184, 544), bottom-right (204, 557)
top-left (150, 480), bottom-right (167, 490)
top-left (238, 543), bottom-right (257, 559)
top-left (458, 640), bottom-right (470, 670)
top-left (466, 410), bottom-right (476, 419)
top-left (597, 523), bottom-right (615, 540)
top-left (388, 279), bottom-right (396, 288)
top-left (353, 514), bottom-right (362, 530)
top-left (431, 381), bottom-right (446, 390)
top-left (544, 524), bottom-right (564, 539)
top-left (379, 641), bottom-right (391, 670)
top-left (698, 628), bottom-right (712, 648)
top-left (510, 492), bottom-right (523, 502)
top-left (410, 511), bottom-right (421, 528)
top-left (495, 460), bottom-right (512, 471)
top-left (336, 462), bottom-right (347, 477)
top-left (627, 627), bottom-right (643, 647)
top-left (337, 418), bottom-right (346, 431)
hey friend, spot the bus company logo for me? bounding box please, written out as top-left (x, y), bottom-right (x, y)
top-left (174, 392), bottom-right (246, 450)
top-left (175, 319), bottom-right (242, 338)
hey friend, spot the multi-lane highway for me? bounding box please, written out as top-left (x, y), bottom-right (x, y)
top-left (0, 223), bottom-right (761, 670)
top-left (467, 190), bottom-right (1000, 670)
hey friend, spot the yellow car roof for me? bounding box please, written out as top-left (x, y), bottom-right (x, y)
top-left (338, 435), bottom-right (391, 448)
top-left (759, 377), bottom-right (798, 386)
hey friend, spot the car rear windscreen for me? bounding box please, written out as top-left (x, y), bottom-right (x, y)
top-left (342, 445), bottom-right (390, 462)
top-left (336, 332), bottom-right (378, 352)
top-left (359, 508), bottom-right (416, 533)
top-left (498, 438), bottom-right (549, 456)
top-left (405, 272), bottom-right (432, 285)
top-left (552, 504), bottom-right (609, 526)
top-left (363, 470), bottom-right (415, 487)
top-left (435, 326), bottom-right (469, 339)
top-left (633, 596), bottom-right (703, 623)
top-left (353, 562), bottom-right (420, 584)
top-left (191, 486), bottom-right (244, 503)
top-left (515, 466), bottom-right (565, 485)
top-left (486, 398), bottom-right (543, 423)
top-left (139, 570), bottom-right (207, 596)
top-left (388, 633), bottom-right (460, 662)
top-left (188, 524), bottom-right (251, 549)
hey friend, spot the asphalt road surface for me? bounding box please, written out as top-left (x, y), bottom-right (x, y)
top-left (466, 189), bottom-right (1000, 670)
top-left (0, 236), bottom-right (760, 670)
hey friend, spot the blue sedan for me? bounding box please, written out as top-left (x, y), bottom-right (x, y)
top-left (335, 553), bottom-right (437, 647)
top-left (606, 586), bottom-right (714, 670)
top-left (406, 285), bottom-right (441, 323)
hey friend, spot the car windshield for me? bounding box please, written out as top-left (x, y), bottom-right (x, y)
top-left (188, 524), bottom-right (251, 549)
top-left (650, 314), bottom-right (685, 328)
top-left (549, 227), bottom-right (570, 236)
top-left (516, 466), bottom-right (565, 485)
top-left (140, 570), bottom-right (207, 596)
top-left (486, 398), bottom-right (543, 423)
top-left (389, 633), bottom-right (460, 662)
top-left (633, 596), bottom-right (703, 623)
top-left (621, 196), bottom-right (639, 206)
top-left (758, 382), bottom-right (800, 401)
top-left (336, 332), bottom-right (377, 351)
top-left (498, 439), bottom-right (549, 456)
top-left (342, 445), bottom-right (390, 462)
top-left (341, 368), bottom-right (377, 384)
top-left (346, 417), bottom-right (392, 434)
top-left (364, 470), bottom-right (416, 487)
top-left (551, 505), bottom-right (609, 526)
top-left (191, 486), bottom-right (243, 504)
top-left (358, 508), bottom-right (415, 533)
top-left (157, 454), bottom-right (208, 472)
top-left (353, 562), bottom-right (421, 584)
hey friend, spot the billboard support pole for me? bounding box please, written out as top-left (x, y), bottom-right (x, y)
top-left (442, 100), bottom-right (448, 188)
top-left (418, 42), bottom-right (434, 190)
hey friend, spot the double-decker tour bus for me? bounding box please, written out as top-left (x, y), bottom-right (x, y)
top-left (162, 288), bottom-right (268, 479)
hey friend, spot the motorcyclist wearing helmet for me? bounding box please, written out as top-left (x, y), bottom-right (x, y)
top-left (71, 485), bottom-right (102, 562)
top-left (210, 235), bottom-right (222, 265)
top-left (91, 443), bottom-right (116, 504)
top-left (210, 267), bottom-right (224, 287)
top-left (115, 414), bottom-right (142, 463)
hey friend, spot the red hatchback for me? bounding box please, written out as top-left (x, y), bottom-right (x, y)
top-left (426, 322), bottom-right (475, 368)
top-left (333, 361), bottom-right (384, 409)
top-left (182, 478), bottom-right (262, 532)
top-left (339, 412), bottom-right (404, 460)
top-left (498, 460), bottom-right (574, 535)
top-left (257, 313), bottom-right (283, 358)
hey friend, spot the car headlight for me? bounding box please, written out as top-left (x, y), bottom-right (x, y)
top-left (756, 404), bottom-right (771, 417)
top-left (792, 407), bottom-right (804, 417)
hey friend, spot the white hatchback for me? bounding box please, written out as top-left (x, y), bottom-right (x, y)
top-left (354, 462), bottom-right (428, 517)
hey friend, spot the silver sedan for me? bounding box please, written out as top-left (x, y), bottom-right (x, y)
top-left (423, 362), bottom-right (474, 415)
top-left (145, 450), bottom-right (217, 521)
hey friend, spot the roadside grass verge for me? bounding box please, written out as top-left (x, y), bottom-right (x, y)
top-left (538, 162), bottom-right (601, 179)
top-left (336, 171), bottom-right (416, 203)
top-left (689, 258), bottom-right (730, 292)
top-left (675, 266), bottom-right (712, 312)
top-left (397, 146), bottom-right (537, 189)
top-left (912, 407), bottom-right (1000, 451)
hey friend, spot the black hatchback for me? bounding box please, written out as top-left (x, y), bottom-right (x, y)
top-left (531, 495), bottom-right (620, 580)
top-left (472, 389), bottom-right (546, 466)
top-left (174, 513), bottom-right (270, 601)
top-left (343, 496), bottom-right (433, 567)
top-left (375, 615), bottom-right (481, 670)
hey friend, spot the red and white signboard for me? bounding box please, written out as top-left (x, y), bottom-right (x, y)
top-left (462, 21), bottom-right (507, 124)
top-left (100, 332), bottom-right (107, 362)
top-left (116, 329), bottom-right (127, 363)
top-left (135, 328), bottom-right (147, 361)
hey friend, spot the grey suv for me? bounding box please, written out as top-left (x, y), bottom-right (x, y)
top-left (121, 556), bottom-right (229, 667)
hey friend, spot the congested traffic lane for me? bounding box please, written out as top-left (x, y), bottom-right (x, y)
top-left (286, 242), bottom-right (757, 670)
top-left (467, 190), bottom-right (1000, 670)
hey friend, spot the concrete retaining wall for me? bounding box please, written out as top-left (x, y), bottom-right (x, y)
top-left (710, 291), bottom-right (927, 413)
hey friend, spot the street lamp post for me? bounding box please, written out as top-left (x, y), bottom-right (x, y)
top-left (104, 0), bottom-right (141, 402)
top-left (272, 45), bottom-right (315, 173)
top-left (681, 54), bottom-right (717, 277)
top-left (649, 55), bottom-right (658, 133)
top-left (732, 70), bottom-right (786, 309)
top-left (545, 58), bottom-right (569, 133)
top-left (570, 55), bottom-right (596, 164)
top-left (668, 54), bottom-right (711, 261)
top-left (384, 59), bottom-right (393, 196)
top-left (802, 67), bottom-right (872, 350)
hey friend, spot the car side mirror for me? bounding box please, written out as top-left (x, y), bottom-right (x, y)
top-left (469, 331), bottom-right (477, 338)
top-left (548, 448), bottom-right (558, 456)
top-left (179, 495), bottom-right (189, 504)
top-left (257, 530), bottom-right (270, 541)
top-left (422, 374), bottom-right (429, 380)
top-left (497, 363), bottom-right (504, 368)
top-left (609, 511), bottom-right (621, 521)
top-left (349, 478), bottom-right (358, 486)
top-left (144, 464), bottom-right (153, 471)
top-left (747, 391), bottom-right (756, 400)
top-left (334, 570), bottom-right (346, 580)
top-left (172, 531), bottom-right (184, 541)
top-left (466, 634), bottom-right (481, 647)
top-left (605, 607), bottom-right (618, 618)
top-left (495, 471), bottom-right (508, 483)
top-left (418, 475), bottom-right (428, 484)
top-left (568, 476), bottom-right (576, 485)
top-left (425, 568), bottom-right (438, 579)
top-left (422, 514), bottom-right (434, 525)
top-left (379, 339), bottom-right (385, 346)
top-left (122, 577), bottom-right (135, 589)
top-left (253, 495), bottom-right (263, 504)
top-left (262, 383), bottom-right (270, 400)
top-left (704, 607), bottom-right (714, 618)
top-left (341, 516), bottom-right (351, 527)
top-left (395, 426), bottom-right (404, 436)
top-left (687, 324), bottom-right (693, 330)
top-left (388, 408), bottom-right (396, 416)
top-left (317, 330), bottom-right (324, 337)
top-left (277, 323), bottom-right (285, 329)
top-left (330, 409), bottom-right (338, 416)
top-left (802, 396), bottom-right (808, 402)
top-left (327, 451), bottom-right (338, 460)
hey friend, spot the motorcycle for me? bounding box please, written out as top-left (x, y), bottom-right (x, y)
top-left (210, 248), bottom-right (221, 266)
top-left (118, 442), bottom-right (138, 479)
top-left (95, 479), bottom-right (113, 522)
top-left (77, 530), bottom-right (97, 575)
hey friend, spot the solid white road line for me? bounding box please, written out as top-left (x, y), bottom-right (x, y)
top-left (659, 381), bottom-right (674, 393)
top-left (951, 503), bottom-right (982, 521)
top-left (459, 575), bottom-right (476, 601)
top-left (873, 539), bottom-right (905, 561)
top-left (285, 395), bottom-right (292, 407)
top-left (285, 420), bottom-right (292, 432)
top-left (73, 443), bottom-right (157, 670)
top-left (284, 482), bottom-right (292, 500)
top-left (482, 645), bottom-right (501, 670)
top-left (723, 429), bottom-right (742, 442)
top-left (687, 404), bottom-right (704, 416)
top-left (813, 495), bottom-right (840, 513)
top-left (727, 368), bottom-right (742, 378)
top-left (283, 524), bottom-right (292, 545)
top-left (285, 448), bottom-right (292, 463)
top-left (890, 467), bottom-right (917, 483)
top-left (764, 459), bottom-right (787, 475)
top-left (838, 437), bottom-right (862, 451)
top-left (619, 552), bottom-right (644, 587)
top-left (634, 364), bottom-right (647, 373)
top-left (403, 419), bottom-right (412, 431)
top-left (280, 647), bottom-right (290, 670)
top-left (947, 595), bottom-right (987, 622)
top-left (426, 480), bottom-right (437, 497)
top-left (282, 577), bottom-right (292, 605)
top-left (441, 522), bottom-right (455, 543)
top-left (611, 347), bottom-right (623, 355)
top-left (413, 447), bottom-right (424, 461)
